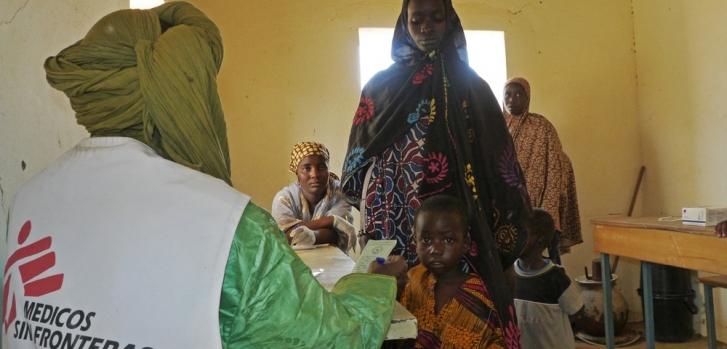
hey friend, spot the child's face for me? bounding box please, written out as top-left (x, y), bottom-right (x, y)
top-left (521, 227), bottom-right (550, 258)
top-left (521, 233), bottom-right (543, 258)
top-left (415, 211), bottom-right (469, 278)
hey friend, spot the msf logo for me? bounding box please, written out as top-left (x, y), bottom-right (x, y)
top-left (2, 221), bottom-right (64, 333)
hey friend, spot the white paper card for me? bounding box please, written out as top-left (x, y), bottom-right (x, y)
top-left (352, 240), bottom-right (397, 273)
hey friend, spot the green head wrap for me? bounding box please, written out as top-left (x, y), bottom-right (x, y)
top-left (44, 1), bottom-right (231, 184)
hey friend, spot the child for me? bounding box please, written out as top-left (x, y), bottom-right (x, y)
top-left (400, 195), bottom-right (505, 348)
top-left (513, 208), bottom-right (583, 349)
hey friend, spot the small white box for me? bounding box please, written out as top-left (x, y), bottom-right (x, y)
top-left (681, 207), bottom-right (727, 226)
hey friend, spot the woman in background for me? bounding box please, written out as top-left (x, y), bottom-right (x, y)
top-left (502, 77), bottom-right (582, 261)
top-left (272, 142), bottom-right (356, 252)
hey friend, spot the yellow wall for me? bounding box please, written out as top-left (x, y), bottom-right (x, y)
top-left (192, 0), bottom-right (645, 316)
top-left (187, 0), bottom-right (401, 209)
top-left (633, 0), bottom-right (727, 339)
top-left (633, 0), bottom-right (727, 215)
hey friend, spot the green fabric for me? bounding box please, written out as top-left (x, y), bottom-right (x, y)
top-left (44, 2), bottom-right (231, 183)
top-left (220, 204), bottom-right (397, 348)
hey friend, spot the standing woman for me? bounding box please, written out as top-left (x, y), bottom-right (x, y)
top-left (502, 78), bottom-right (582, 259)
top-left (342, 0), bottom-right (530, 346)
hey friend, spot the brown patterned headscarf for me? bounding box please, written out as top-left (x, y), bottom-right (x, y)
top-left (289, 142), bottom-right (330, 173)
top-left (503, 77), bottom-right (531, 116)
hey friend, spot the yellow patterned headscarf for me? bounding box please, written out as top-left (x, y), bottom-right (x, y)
top-left (44, 2), bottom-right (231, 184)
top-left (289, 142), bottom-right (330, 173)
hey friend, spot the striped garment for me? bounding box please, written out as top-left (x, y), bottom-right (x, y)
top-left (401, 264), bottom-right (505, 348)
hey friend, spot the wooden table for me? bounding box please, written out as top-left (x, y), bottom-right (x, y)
top-left (592, 216), bottom-right (723, 349)
top-left (295, 245), bottom-right (418, 341)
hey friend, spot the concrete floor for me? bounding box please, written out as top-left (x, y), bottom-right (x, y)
top-left (574, 323), bottom-right (725, 348)
top-left (576, 336), bottom-right (726, 348)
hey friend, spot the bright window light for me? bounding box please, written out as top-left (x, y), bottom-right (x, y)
top-left (130, 0), bottom-right (163, 9)
top-left (358, 29), bottom-right (398, 90)
top-left (358, 28), bottom-right (508, 105)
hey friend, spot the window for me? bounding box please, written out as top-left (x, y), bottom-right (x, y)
top-left (130, 0), bottom-right (164, 9)
top-left (358, 28), bottom-right (507, 104)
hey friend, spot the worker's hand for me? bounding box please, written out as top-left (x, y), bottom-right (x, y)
top-left (369, 255), bottom-right (408, 297)
top-left (290, 225), bottom-right (316, 246)
top-left (716, 220), bottom-right (727, 238)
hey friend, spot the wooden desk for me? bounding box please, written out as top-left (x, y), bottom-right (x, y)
top-left (592, 216), bottom-right (723, 349)
top-left (295, 245), bottom-right (418, 341)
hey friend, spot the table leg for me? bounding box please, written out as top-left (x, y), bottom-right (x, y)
top-left (642, 262), bottom-right (655, 349)
top-left (705, 283), bottom-right (717, 349)
top-left (601, 253), bottom-right (614, 349)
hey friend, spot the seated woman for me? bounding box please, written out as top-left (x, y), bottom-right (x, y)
top-left (272, 142), bottom-right (356, 252)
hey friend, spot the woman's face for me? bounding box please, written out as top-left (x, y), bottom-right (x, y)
top-left (407, 0), bottom-right (447, 53)
top-left (296, 155), bottom-right (329, 202)
top-left (504, 83), bottom-right (528, 116)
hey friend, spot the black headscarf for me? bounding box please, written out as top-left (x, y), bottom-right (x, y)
top-left (342, 1), bottom-right (530, 346)
top-left (390, 0), bottom-right (468, 63)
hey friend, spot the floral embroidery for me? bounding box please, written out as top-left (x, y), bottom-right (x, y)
top-left (353, 96), bottom-right (375, 125)
top-left (344, 147), bottom-right (365, 172)
top-left (495, 224), bottom-right (518, 254)
top-left (424, 152), bottom-right (449, 184)
top-left (363, 121), bottom-right (428, 265)
top-left (498, 144), bottom-right (524, 189)
top-left (464, 163), bottom-right (479, 200)
top-left (462, 100), bottom-right (470, 119)
top-left (412, 63), bottom-right (433, 85)
top-left (428, 98), bottom-right (437, 124)
top-left (407, 99), bottom-right (431, 124)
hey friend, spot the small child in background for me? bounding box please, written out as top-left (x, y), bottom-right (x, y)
top-left (513, 208), bottom-right (583, 349)
top-left (400, 195), bottom-right (505, 348)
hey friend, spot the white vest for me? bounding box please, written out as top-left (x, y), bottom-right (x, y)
top-left (3, 137), bottom-right (249, 349)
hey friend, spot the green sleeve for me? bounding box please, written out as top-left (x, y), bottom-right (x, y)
top-left (219, 203), bottom-right (397, 348)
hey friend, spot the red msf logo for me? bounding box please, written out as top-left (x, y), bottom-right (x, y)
top-left (2, 221), bottom-right (64, 333)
